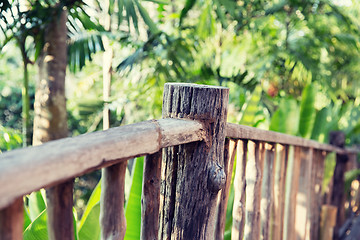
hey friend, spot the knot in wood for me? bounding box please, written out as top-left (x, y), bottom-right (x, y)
top-left (208, 164), bottom-right (226, 193)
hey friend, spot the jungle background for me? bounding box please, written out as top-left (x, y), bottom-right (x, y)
top-left (0, 0), bottom-right (359, 239)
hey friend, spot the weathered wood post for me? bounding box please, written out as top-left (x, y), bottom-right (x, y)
top-left (0, 198), bottom-right (23, 240)
top-left (159, 83), bottom-right (229, 240)
top-left (329, 131), bottom-right (348, 240)
top-left (100, 161), bottom-right (127, 240)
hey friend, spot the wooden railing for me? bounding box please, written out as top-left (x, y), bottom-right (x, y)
top-left (0, 83), bottom-right (358, 240)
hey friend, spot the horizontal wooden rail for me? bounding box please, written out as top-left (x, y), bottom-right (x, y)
top-left (0, 118), bottom-right (204, 210)
top-left (226, 123), bottom-right (358, 154)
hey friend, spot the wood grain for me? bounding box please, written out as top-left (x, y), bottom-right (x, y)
top-left (244, 140), bottom-right (264, 240)
top-left (0, 198), bottom-right (23, 240)
top-left (216, 138), bottom-right (237, 240)
top-left (295, 147), bottom-right (313, 240)
top-left (284, 146), bottom-right (301, 240)
top-left (226, 123), bottom-right (346, 153)
top-left (46, 180), bottom-right (74, 240)
top-left (141, 151), bottom-right (162, 240)
top-left (260, 143), bottom-right (276, 240)
top-left (320, 205), bottom-right (337, 240)
top-left (271, 144), bottom-right (288, 240)
top-left (232, 140), bottom-right (247, 240)
top-left (159, 83), bottom-right (229, 240)
top-left (310, 150), bottom-right (326, 240)
top-left (100, 161), bottom-right (127, 240)
top-left (0, 118), bottom-right (204, 210)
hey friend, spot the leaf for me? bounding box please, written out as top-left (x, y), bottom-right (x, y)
top-left (197, 4), bottom-right (215, 39)
top-left (28, 191), bottom-right (47, 221)
top-left (24, 208), bottom-right (32, 231)
top-left (269, 98), bottom-right (299, 135)
top-left (134, 0), bottom-right (159, 34)
top-left (124, 0), bottom-right (139, 32)
top-left (179, 0), bottom-right (196, 26)
top-left (117, 0), bottom-right (124, 26)
top-left (311, 107), bottom-right (330, 142)
top-left (78, 203), bottom-right (101, 240)
top-left (23, 209), bottom-right (48, 240)
top-left (239, 85), bottom-right (262, 126)
top-left (298, 84), bottom-right (316, 138)
top-left (124, 157), bottom-right (144, 240)
top-left (78, 181), bottom-right (101, 229)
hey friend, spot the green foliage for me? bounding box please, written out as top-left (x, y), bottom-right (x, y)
top-left (124, 157), bottom-right (144, 240)
top-left (298, 84), bottom-right (317, 138)
top-left (239, 85), bottom-right (263, 126)
top-left (269, 98), bottom-right (299, 135)
top-left (23, 210), bottom-right (48, 240)
top-left (22, 157), bottom-right (145, 239)
top-left (0, 126), bottom-right (22, 152)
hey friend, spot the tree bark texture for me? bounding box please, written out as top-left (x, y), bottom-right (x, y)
top-left (33, 9), bottom-right (68, 144)
top-left (32, 8), bottom-right (73, 240)
top-left (159, 83), bottom-right (229, 240)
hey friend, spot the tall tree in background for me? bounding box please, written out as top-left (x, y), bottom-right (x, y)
top-left (31, 2), bottom-right (73, 238)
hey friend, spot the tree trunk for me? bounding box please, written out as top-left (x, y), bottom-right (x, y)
top-left (33, 8), bottom-right (73, 240)
top-left (33, 10), bottom-right (68, 144)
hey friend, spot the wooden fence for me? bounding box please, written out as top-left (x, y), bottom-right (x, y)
top-left (0, 83), bottom-right (358, 240)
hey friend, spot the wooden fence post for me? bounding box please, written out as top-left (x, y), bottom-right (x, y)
top-left (329, 131), bottom-right (348, 240)
top-left (0, 198), bottom-right (23, 240)
top-left (159, 83), bottom-right (229, 240)
top-left (100, 161), bottom-right (127, 240)
top-left (141, 151), bottom-right (162, 240)
top-left (46, 180), bottom-right (74, 240)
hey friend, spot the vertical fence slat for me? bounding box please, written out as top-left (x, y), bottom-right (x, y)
top-left (216, 138), bottom-right (237, 240)
top-left (159, 83), bottom-right (229, 240)
top-left (260, 143), bottom-right (276, 240)
top-left (329, 131), bottom-right (348, 240)
top-left (271, 144), bottom-right (288, 240)
top-left (232, 140), bottom-right (248, 240)
top-left (100, 161), bottom-right (127, 240)
top-left (310, 149), bottom-right (326, 240)
top-left (244, 140), bottom-right (264, 240)
top-left (320, 205), bottom-right (337, 240)
top-left (46, 180), bottom-right (74, 240)
top-left (295, 147), bottom-right (313, 240)
top-left (284, 146), bottom-right (301, 240)
top-left (0, 198), bottom-right (23, 240)
top-left (141, 151), bottom-right (162, 240)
